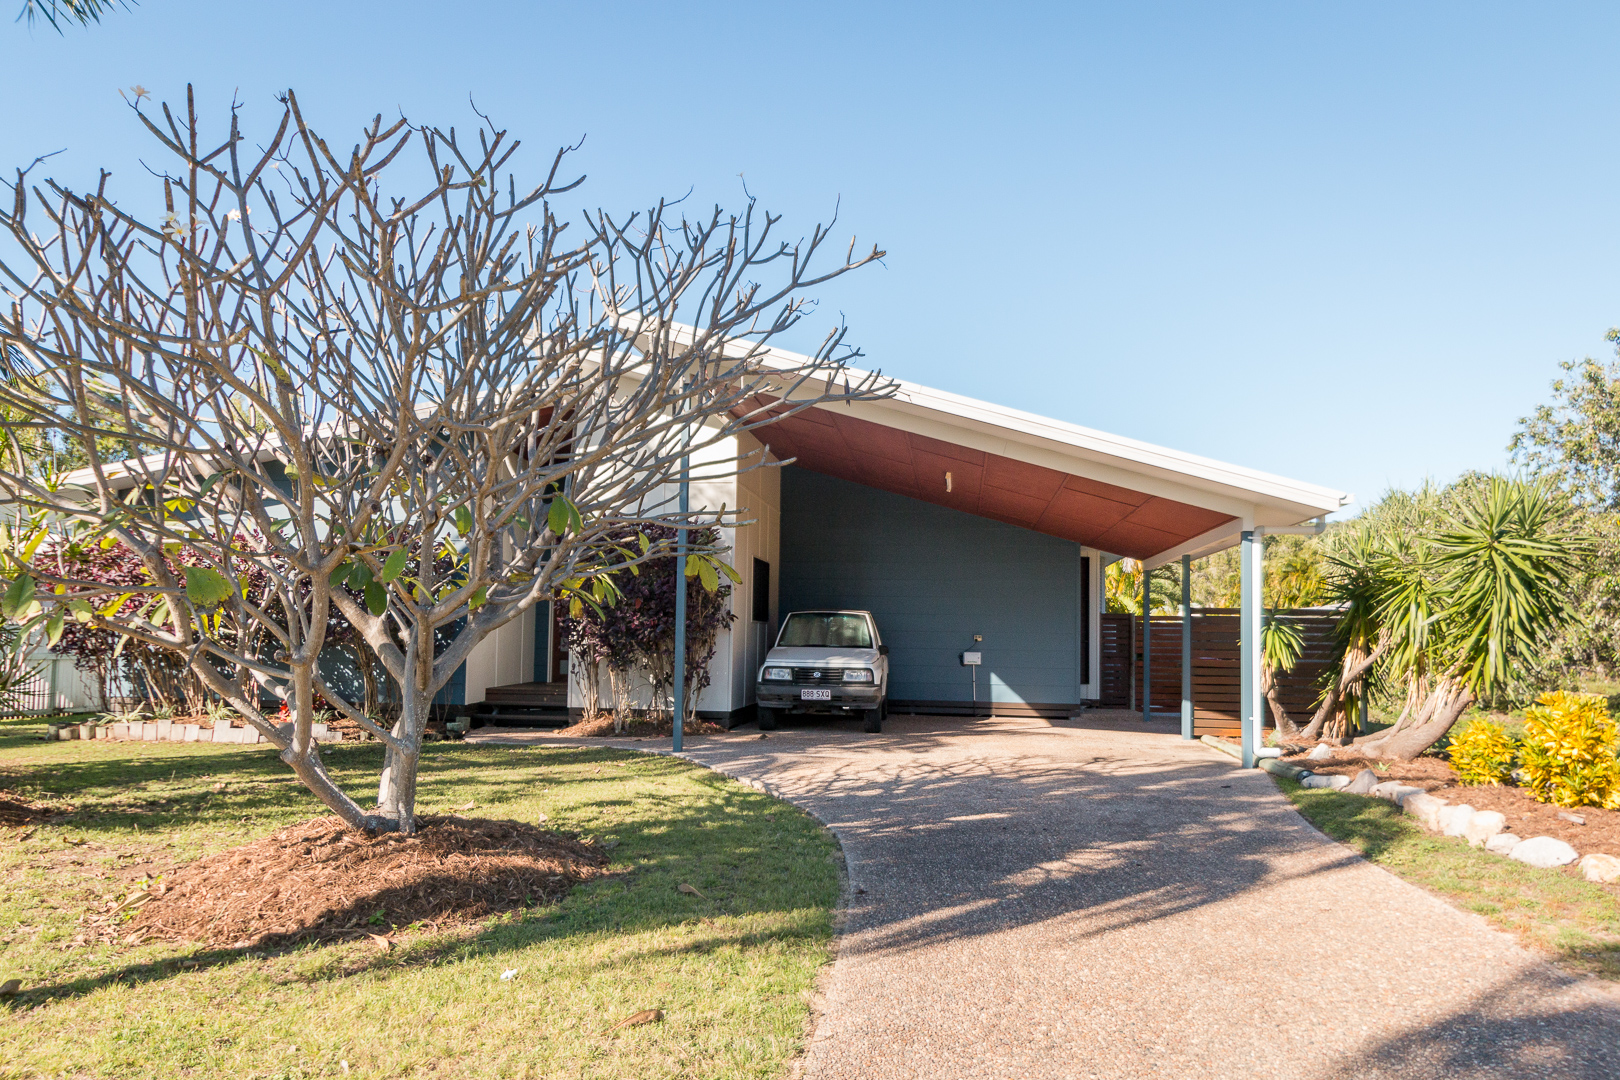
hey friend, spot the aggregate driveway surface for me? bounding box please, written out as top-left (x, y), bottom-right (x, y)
top-left (472, 711), bottom-right (1620, 1079)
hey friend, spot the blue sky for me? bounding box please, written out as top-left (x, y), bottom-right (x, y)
top-left (5, 1), bottom-right (1619, 516)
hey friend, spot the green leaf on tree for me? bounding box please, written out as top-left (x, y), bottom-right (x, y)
top-left (379, 548), bottom-right (408, 584)
top-left (45, 608), bottom-right (65, 646)
top-left (452, 506), bottom-right (473, 537)
top-left (468, 585), bottom-right (489, 611)
top-left (365, 581), bottom-right (388, 616)
top-left (184, 568), bottom-right (235, 609)
top-left (329, 562), bottom-right (352, 588)
top-left (697, 558), bottom-right (719, 593)
top-left (2, 574), bottom-right (36, 620)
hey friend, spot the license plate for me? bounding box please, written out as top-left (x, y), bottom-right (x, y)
top-left (800, 688), bottom-right (832, 701)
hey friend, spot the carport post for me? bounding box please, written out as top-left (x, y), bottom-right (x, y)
top-left (1141, 566), bottom-right (1151, 723)
top-left (672, 457), bottom-right (690, 753)
top-left (1181, 554), bottom-right (1193, 740)
top-left (1239, 529), bottom-right (1261, 768)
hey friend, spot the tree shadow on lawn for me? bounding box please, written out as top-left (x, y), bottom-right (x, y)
top-left (4, 742), bottom-right (842, 1007)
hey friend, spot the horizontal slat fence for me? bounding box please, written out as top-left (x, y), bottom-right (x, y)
top-left (1117, 609), bottom-right (1339, 737)
top-left (1099, 614), bottom-right (1132, 707)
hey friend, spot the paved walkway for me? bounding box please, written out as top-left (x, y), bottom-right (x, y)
top-left (471, 712), bottom-right (1620, 1079)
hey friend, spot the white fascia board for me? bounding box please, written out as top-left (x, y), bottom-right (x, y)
top-left (730, 332), bottom-right (1347, 524)
top-left (1141, 520), bottom-right (1249, 570)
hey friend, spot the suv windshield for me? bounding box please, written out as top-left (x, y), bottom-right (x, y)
top-left (777, 612), bottom-right (873, 649)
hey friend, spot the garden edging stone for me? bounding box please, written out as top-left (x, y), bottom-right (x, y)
top-left (1507, 835), bottom-right (1580, 868)
top-left (1579, 853), bottom-right (1620, 883)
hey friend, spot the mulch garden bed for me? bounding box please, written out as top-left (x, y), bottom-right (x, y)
top-left (552, 714), bottom-right (728, 738)
top-left (1278, 743), bottom-right (1620, 858)
top-left (124, 815), bottom-right (611, 948)
top-left (0, 788), bottom-right (72, 827)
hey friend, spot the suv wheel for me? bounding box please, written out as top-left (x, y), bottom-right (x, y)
top-left (863, 709), bottom-right (883, 734)
top-left (757, 707), bottom-right (777, 731)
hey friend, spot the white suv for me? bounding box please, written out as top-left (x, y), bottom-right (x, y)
top-left (756, 610), bottom-right (890, 732)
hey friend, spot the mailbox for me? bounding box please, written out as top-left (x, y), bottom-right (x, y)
top-left (961, 651), bottom-right (982, 666)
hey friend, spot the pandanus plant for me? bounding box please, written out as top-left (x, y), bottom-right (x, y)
top-left (1353, 478), bottom-right (1587, 760)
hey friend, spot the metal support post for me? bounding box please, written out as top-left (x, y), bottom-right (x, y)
top-left (1141, 564), bottom-right (1151, 723)
top-left (672, 460), bottom-right (689, 753)
top-left (1181, 554), bottom-right (1193, 740)
top-left (1239, 530), bottom-right (1262, 768)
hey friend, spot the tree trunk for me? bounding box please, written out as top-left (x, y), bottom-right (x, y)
top-left (376, 681), bottom-right (426, 834)
top-left (1299, 639), bottom-right (1385, 741)
top-left (1357, 677), bottom-right (1474, 761)
top-left (1262, 666), bottom-right (1298, 735)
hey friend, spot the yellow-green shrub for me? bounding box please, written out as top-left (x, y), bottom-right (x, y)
top-left (1519, 691), bottom-right (1620, 809)
top-left (1448, 718), bottom-right (1517, 786)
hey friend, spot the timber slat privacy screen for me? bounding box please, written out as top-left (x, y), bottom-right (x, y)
top-left (1101, 610), bottom-right (1339, 736)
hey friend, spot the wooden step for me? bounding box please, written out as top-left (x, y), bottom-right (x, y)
top-left (482, 682), bottom-right (568, 707)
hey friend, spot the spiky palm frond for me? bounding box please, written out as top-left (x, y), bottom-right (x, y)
top-left (16, 0), bottom-right (128, 30)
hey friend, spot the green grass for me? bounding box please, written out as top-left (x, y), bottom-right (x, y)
top-left (0, 720), bottom-right (843, 1079)
top-left (1276, 777), bottom-right (1620, 980)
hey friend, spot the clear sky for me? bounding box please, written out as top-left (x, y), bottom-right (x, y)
top-left (5, 1), bottom-right (1619, 516)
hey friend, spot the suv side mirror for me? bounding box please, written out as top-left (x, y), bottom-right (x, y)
top-left (877, 644), bottom-right (889, 656)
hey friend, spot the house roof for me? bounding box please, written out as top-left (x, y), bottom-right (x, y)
top-left (735, 341), bottom-right (1349, 567)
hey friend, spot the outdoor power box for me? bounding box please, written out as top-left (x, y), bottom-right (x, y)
top-left (961, 651), bottom-right (982, 666)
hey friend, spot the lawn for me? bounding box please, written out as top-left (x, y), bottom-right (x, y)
top-left (1276, 777), bottom-right (1620, 981)
top-left (0, 715), bottom-right (843, 1079)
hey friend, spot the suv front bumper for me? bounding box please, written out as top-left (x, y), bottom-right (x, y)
top-left (757, 683), bottom-right (883, 713)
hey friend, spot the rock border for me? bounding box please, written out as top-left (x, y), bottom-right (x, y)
top-left (43, 720), bottom-right (343, 746)
top-left (1200, 735), bottom-right (1620, 886)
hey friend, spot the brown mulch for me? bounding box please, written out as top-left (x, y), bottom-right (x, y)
top-left (1278, 742), bottom-right (1620, 858)
top-left (0, 788), bottom-right (72, 826)
top-left (125, 815), bottom-right (610, 948)
top-left (552, 714), bottom-right (727, 738)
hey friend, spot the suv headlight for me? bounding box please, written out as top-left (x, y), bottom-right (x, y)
top-left (841, 669), bottom-right (875, 683)
top-left (762, 667), bottom-right (793, 682)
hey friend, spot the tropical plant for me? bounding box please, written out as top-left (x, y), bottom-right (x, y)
top-left (1518, 691), bottom-right (1620, 809)
top-left (1356, 478), bottom-right (1588, 760)
top-left (1447, 717), bottom-right (1518, 786)
top-left (15, 0), bottom-right (126, 30)
top-left (1105, 559), bottom-right (1181, 615)
top-left (1299, 523), bottom-right (1392, 742)
top-left (1258, 613), bottom-right (1306, 734)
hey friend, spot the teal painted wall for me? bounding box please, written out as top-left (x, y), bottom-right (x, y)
top-left (779, 467), bottom-right (1083, 705)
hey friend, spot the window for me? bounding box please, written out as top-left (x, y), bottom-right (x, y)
top-left (777, 612), bottom-right (873, 649)
top-left (752, 559), bottom-right (771, 622)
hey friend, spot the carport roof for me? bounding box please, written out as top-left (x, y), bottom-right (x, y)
top-left (742, 347), bottom-right (1349, 567)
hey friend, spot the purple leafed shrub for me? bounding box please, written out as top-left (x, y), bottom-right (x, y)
top-left (561, 524), bottom-right (735, 723)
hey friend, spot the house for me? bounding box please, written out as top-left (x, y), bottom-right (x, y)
top-left (465, 341), bottom-right (1347, 765)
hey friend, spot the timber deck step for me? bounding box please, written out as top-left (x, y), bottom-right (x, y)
top-left (482, 682), bottom-right (569, 708)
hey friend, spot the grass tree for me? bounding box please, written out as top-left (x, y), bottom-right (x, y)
top-left (0, 88), bottom-right (889, 833)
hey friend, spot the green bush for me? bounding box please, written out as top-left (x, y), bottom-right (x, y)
top-left (1519, 691), bottom-right (1620, 809)
top-left (1449, 718), bottom-right (1518, 786)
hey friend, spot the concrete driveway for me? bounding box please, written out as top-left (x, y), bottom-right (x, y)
top-left (474, 711), bottom-right (1620, 1079)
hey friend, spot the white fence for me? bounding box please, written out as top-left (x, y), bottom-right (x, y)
top-left (1, 652), bottom-right (103, 716)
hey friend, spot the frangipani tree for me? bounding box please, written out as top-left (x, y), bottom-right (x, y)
top-left (0, 88), bottom-right (891, 832)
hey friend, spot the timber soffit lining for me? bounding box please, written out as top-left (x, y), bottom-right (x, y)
top-left (749, 404), bottom-right (1235, 562)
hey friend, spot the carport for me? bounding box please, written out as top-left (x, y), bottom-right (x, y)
top-left (749, 368), bottom-right (1347, 766)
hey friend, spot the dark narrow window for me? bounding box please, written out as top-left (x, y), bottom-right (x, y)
top-left (752, 558), bottom-right (771, 622)
top-left (1081, 555), bottom-right (1092, 685)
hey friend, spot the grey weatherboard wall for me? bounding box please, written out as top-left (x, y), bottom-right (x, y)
top-left (779, 467), bottom-right (1086, 706)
